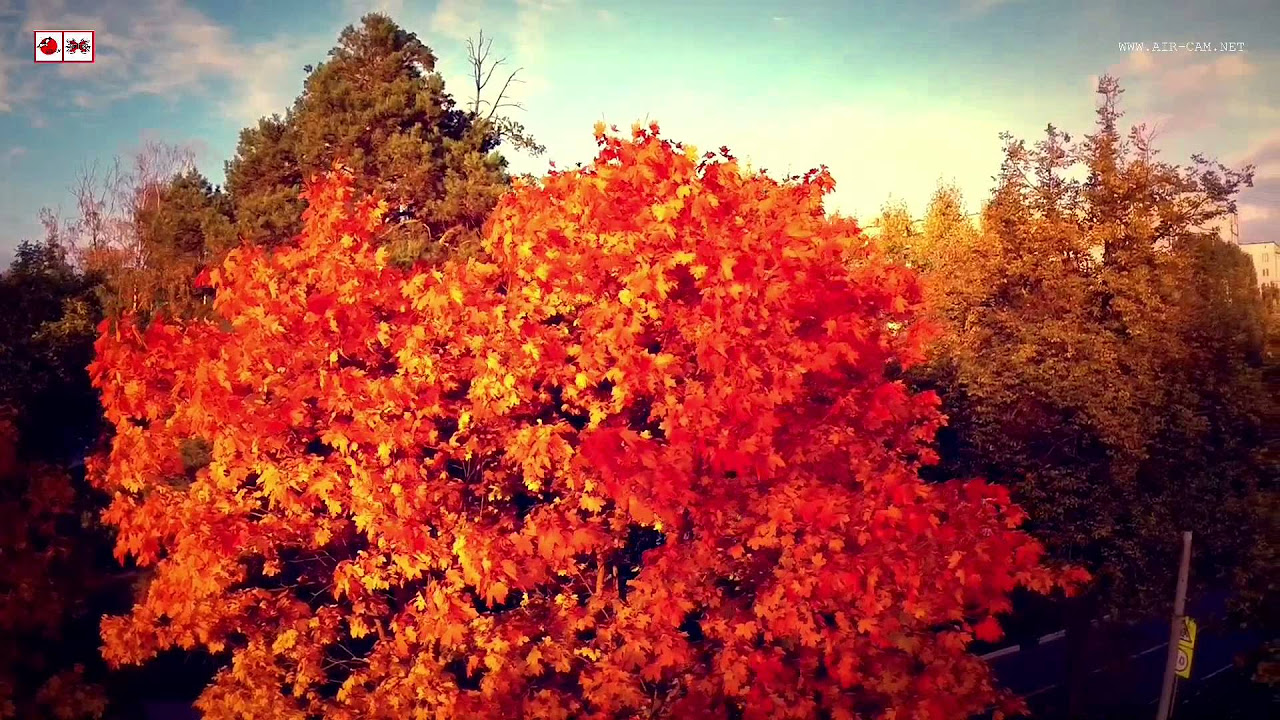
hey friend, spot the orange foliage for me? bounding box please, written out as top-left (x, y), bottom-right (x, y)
top-left (89, 124), bottom-right (1083, 719)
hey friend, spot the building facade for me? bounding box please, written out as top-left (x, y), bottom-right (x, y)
top-left (1239, 240), bottom-right (1279, 287)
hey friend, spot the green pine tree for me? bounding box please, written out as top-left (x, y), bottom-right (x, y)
top-left (225, 14), bottom-right (517, 258)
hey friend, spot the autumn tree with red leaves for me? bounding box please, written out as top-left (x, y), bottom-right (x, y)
top-left (89, 123), bottom-right (1083, 720)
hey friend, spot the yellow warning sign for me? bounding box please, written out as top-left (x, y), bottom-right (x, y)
top-left (1175, 617), bottom-right (1197, 679)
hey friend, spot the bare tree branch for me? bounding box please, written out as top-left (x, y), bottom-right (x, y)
top-left (462, 31), bottom-right (546, 156)
top-left (466, 30), bottom-right (527, 123)
top-left (55, 140), bottom-right (198, 301)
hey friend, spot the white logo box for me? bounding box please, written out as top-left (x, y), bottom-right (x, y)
top-left (33, 30), bottom-right (95, 63)
top-left (33, 30), bottom-right (62, 62)
top-left (64, 30), bottom-right (95, 63)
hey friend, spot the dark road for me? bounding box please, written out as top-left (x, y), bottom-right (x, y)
top-left (983, 613), bottom-right (1271, 719)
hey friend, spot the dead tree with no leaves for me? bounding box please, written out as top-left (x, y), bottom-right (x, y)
top-left (465, 30), bottom-right (545, 156)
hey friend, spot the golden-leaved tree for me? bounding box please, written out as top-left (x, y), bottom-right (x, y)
top-left (89, 124), bottom-right (1082, 720)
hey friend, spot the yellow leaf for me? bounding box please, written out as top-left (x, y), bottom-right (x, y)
top-left (721, 257), bottom-right (736, 280)
top-left (575, 372), bottom-right (589, 389)
top-left (259, 466), bottom-right (281, 498)
top-left (272, 628), bottom-right (298, 653)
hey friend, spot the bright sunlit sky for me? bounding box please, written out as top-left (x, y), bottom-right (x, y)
top-left (2, 0), bottom-right (1279, 267)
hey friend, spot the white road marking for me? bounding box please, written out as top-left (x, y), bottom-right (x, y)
top-left (1198, 663), bottom-right (1234, 681)
top-left (1135, 642), bottom-right (1168, 657)
top-left (1001, 622), bottom-right (1236, 705)
top-left (980, 645), bottom-right (1022, 660)
top-left (979, 628), bottom-right (1069, 660)
top-left (1024, 683), bottom-right (1060, 698)
top-left (1089, 642), bottom-right (1167, 676)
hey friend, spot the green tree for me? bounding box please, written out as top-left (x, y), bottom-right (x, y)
top-left (898, 76), bottom-right (1266, 716)
top-left (1233, 275), bottom-right (1279, 687)
top-left (0, 236), bottom-right (113, 720)
top-left (871, 198), bottom-right (916, 263)
top-left (52, 142), bottom-right (231, 321)
top-left (225, 14), bottom-right (521, 257)
top-left (92, 169), bottom-right (235, 320)
top-left (0, 236), bottom-right (103, 457)
top-left (874, 183), bottom-right (980, 278)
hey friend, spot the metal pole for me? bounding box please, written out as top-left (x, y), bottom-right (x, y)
top-left (1155, 531), bottom-right (1192, 720)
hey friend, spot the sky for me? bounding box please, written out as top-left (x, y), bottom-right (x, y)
top-left (1, 0), bottom-right (1279, 267)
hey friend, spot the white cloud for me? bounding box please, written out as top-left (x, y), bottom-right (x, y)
top-left (1238, 128), bottom-right (1280, 169)
top-left (1158, 54), bottom-right (1256, 95)
top-left (1107, 50), bottom-right (1258, 95)
top-left (1238, 203), bottom-right (1271, 223)
top-left (1100, 49), bottom-right (1272, 136)
top-left (963, 0), bottom-right (1022, 16)
top-left (1232, 131), bottom-right (1280, 243)
top-left (1113, 50), bottom-right (1156, 76)
top-left (511, 0), bottom-right (575, 92)
top-left (429, 0), bottom-right (575, 98)
top-left (429, 0), bottom-right (486, 39)
top-left (0, 0), bottom-right (561, 155)
top-left (343, 0), bottom-right (405, 16)
top-left (0, 53), bottom-right (16, 113)
top-left (0, 0), bottom-right (575, 129)
top-left (0, 1), bottom-right (340, 127)
top-left (215, 34), bottom-right (336, 125)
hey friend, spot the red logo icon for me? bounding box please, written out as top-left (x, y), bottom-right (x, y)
top-left (33, 31), bottom-right (94, 63)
